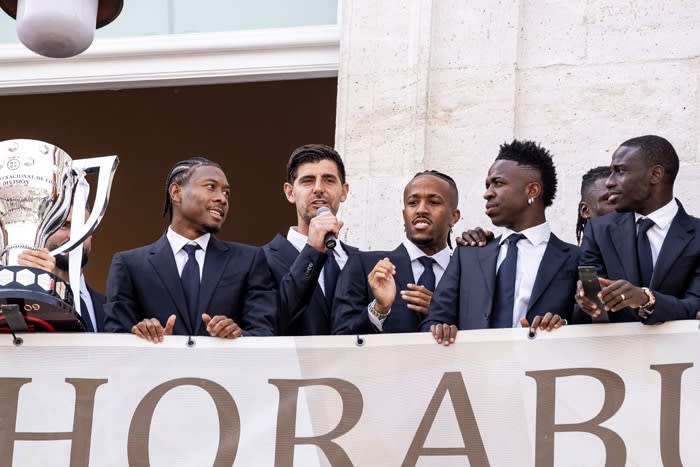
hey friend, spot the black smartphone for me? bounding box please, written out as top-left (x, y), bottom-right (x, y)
top-left (578, 266), bottom-right (609, 323)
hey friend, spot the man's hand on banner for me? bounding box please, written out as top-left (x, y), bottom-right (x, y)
top-left (520, 312), bottom-right (567, 337)
top-left (430, 323), bottom-right (458, 346)
top-left (202, 314), bottom-right (243, 339)
top-left (131, 315), bottom-right (176, 343)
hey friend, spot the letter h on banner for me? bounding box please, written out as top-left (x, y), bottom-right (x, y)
top-left (0, 377), bottom-right (107, 467)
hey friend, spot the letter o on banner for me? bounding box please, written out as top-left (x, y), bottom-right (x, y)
top-left (127, 378), bottom-right (240, 467)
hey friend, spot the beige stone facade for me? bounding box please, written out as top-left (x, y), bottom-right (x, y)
top-left (335, 0), bottom-right (700, 249)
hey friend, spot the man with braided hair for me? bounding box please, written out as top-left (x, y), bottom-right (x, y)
top-left (576, 166), bottom-right (614, 244)
top-left (104, 157), bottom-right (277, 341)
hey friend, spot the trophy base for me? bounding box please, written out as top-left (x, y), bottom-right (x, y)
top-left (0, 266), bottom-right (86, 332)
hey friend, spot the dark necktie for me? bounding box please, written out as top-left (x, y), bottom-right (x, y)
top-left (323, 250), bottom-right (340, 308)
top-left (417, 256), bottom-right (436, 292)
top-left (490, 233), bottom-right (526, 328)
top-left (79, 297), bottom-right (94, 332)
top-left (636, 218), bottom-right (655, 287)
top-left (181, 244), bottom-right (201, 325)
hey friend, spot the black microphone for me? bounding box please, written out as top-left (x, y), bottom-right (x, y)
top-left (316, 206), bottom-right (337, 249)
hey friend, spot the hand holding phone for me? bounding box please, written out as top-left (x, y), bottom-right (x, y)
top-left (578, 266), bottom-right (609, 323)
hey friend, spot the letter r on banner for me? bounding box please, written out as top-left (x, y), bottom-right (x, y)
top-left (0, 377), bottom-right (107, 467)
top-left (269, 378), bottom-right (363, 467)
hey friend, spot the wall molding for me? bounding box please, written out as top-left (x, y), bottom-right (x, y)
top-left (0, 24), bottom-right (340, 95)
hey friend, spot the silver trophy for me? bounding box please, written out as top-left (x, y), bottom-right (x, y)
top-left (0, 139), bottom-right (118, 332)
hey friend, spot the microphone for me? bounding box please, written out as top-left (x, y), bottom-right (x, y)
top-left (316, 206), bottom-right (337, 249)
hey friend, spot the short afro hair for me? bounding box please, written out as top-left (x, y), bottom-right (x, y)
top-left (496, 139), bottom-right (558, 207)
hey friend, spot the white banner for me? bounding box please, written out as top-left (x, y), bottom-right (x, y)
top-left (0, 321), bottom-right (698, 466)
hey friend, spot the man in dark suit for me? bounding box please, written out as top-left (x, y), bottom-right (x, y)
top-left (422, 140), bottom-right (577, 345)
top-left (332, 170), bottom-right (460, 334)
top-left (104, 157), bottom-right (277, 341)
top-left (48, 208), bottom-right (106, 332)
top-left (574, 135), bottom-right (700, 324)
top-left (263, 144), bottom-right (357, 335)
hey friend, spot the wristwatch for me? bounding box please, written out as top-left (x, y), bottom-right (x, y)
top-left (637, 287), bottom-right (656, 320)
top-left (368, 299), bottom-right (390, 321)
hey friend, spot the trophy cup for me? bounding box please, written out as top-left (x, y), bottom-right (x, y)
top-left (0, 139), bottom-right (118, 333)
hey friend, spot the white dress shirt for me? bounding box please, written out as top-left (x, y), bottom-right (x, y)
top-left (166, 227), bottom-right (210, 278)
top-left (369, 238), bottom-right (452, 331)
top-left (634, 198), bottom-right (678, 267)
top-left (497, 222), bottom-right (551, 328)
top-left (286, 226), bottom-right (349, 295)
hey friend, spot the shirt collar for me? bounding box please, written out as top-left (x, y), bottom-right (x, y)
top-left (286, 227), bottom-right (309, 253)
top-left (500, 221), bottom-right (551, 247)
top-left (402, 237), bottom-right (452, 271)
top-left (167, 227), bottom-right (210, 255)
top-left (634, 198), bottom-right (678, 230)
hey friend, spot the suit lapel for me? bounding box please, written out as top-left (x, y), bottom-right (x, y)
top-left (196, 237), bottom-right (231, 334)
top-left (476, 239), bottom-right (500, 300)
top-left (269, 234), bottom-right (301, 268)
top-left (608, 213), bottom-right (640, 284)
top-left (652, 207), bottom-right (694, 289)
top-left (147, 235), bottom-right (193, 335)
top-left (528, 234), bottom-right (568, 311)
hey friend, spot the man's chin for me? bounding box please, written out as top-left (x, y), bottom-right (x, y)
top-left (204, 223), bottom-right (222, 234)
top-left (408, 234), bottom-right (435, 246)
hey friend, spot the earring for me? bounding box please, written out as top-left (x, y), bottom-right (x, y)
top-left (527, 197), bottom-right (534, 205)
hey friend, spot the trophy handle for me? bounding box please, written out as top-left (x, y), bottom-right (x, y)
top-left (48, 155), bottom-right (119, 257)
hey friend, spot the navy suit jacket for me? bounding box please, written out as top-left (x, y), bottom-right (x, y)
top-left (104, 234), bottom-right (277, 336)
top-left (332, 244), bottom-right (426, 334)
top-left (86, 284), bottom-right (106, 332)
top-left (263, 234), bottom-right (358, 335)
top-left (421, 233), bottom-right (579, 330)
top-left (574, 202), bottom-right (700, 324)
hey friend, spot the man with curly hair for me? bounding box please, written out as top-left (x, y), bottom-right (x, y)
top-left (422, 140), bottom-right (579, 345)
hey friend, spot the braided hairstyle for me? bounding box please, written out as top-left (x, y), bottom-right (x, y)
top-left (575, 166), bottom-right (611, 244)
top-left (411, 169), bottom-right (460, 249)
top-left (162, 157), bottom-right (222, 220)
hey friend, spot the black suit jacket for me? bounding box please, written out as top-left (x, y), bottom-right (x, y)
top-left (104, 234), bottom-right (277, 336)
top-left (421, 233), bottom-right (579, 330)
top-left (263, 234), bottom-right (358, 335)
top-left (575, 202), bottom-right (700, 324)
top-left (332, 244), bottom-right (426, 334)
top-left (86, 284), bottom-right (106, 332)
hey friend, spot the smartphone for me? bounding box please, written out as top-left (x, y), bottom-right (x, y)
top-left (578, 266), bottom-right (609, 323)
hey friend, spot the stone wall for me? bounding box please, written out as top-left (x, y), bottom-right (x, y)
top-left (335, 0), bottom-right (700, 249)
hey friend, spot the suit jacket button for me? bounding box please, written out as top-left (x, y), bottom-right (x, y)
top-left (304, 263), bottom-right (314, 276)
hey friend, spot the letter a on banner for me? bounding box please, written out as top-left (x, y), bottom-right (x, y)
top-left (402, 372), bottom-right (489, 466)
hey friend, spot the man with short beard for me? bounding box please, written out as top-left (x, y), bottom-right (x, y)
top-left (263, 144), bottom-right (358, 335)
top-left (46, 208), bottom-right (105, 332)
top-left (104, 157), bottom-right (277, 342)
top-left (332, 170), bottom-right (460, 334)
